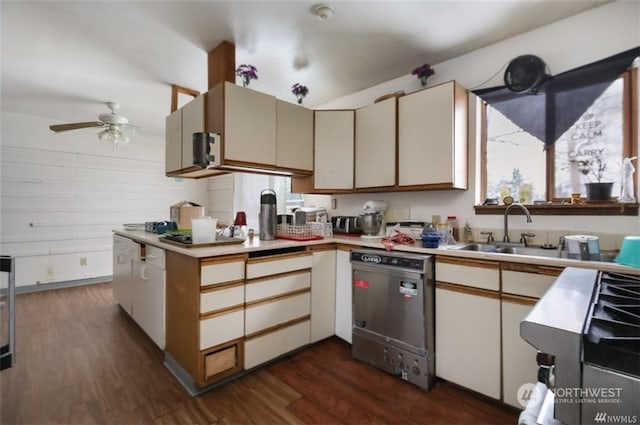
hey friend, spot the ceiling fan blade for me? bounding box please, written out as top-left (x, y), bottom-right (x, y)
top-left (49, 121), bottom-right (105, 132)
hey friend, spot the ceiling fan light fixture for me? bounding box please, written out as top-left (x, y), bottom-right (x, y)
top-left (98, 125), bottom-right (129, 151)
top-left (312, 4), bottom-right (334, 20)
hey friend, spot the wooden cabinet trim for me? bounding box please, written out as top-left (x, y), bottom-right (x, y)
top-left (245, 315), bottom-right (311, 340)
top-left (200, 254), bottom-right (247, 267)
top-left (200, 280), bottom-right (244, 293)
top-left (436, 281), bottom-right (500, 299)
top-left (246, 269), bottom-right (311, 285)
top-left (500, 261), bottom-right (563, 276)
top-left (501, 293), bottom-right (538, 306)
top-left (306, 243), bottom-right (337, 252)
top-left (437, 255), bottom-right (500, 270)
top-left (245, 287), bottom-right (311, 308)
top-left (336, 243), bottom-right (356, 252)
top-left (200, 304), bottom-right (244, 320)
top-left (246, 250), bottom-right (312, 265)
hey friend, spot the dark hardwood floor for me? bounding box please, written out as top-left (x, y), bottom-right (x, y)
top-left (0, 282), bottom-right (519, 424)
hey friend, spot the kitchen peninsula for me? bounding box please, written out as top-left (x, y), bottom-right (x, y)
top-left (113, 227), bottom-right (640, 403)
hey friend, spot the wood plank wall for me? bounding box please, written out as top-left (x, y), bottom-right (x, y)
top-left (1, 112), bottom-right (207, 287)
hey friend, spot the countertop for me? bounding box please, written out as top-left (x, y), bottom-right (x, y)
top-left (113, 229), bottom-right (640, 276)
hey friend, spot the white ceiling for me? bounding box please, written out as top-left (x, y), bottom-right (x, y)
top-left (1, 0), bottom-right (611, 138)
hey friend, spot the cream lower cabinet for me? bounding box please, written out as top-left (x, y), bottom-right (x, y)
top-left (501, 263), bottom-right (562, 408)
top-left (135, 244), bottom-right (166, 349)
top-left (334, 247), bottom-right (353, 343)
top-left (310, 246), bottom-right (337, 343)
top-left (244, 251), bottom-right (312, 369)
top-left (435, 256), bottom-right (501, 399)
top-left (166, 252), bottom-right (247, 388)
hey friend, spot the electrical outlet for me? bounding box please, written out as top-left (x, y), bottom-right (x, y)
top-left (80, 257), bottom-right (87, 266)
top-left (331, 198), bottom-right (337, 209)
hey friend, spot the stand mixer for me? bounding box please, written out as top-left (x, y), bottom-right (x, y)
top-left (360, 200), bottom-right (387, 238)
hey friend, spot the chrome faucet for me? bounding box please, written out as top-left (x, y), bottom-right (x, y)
top-left (503, 203), bottom-right (533, 243)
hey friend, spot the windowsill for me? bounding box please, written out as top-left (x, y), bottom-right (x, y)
top-left (474, 202), bottom-right (639, 216)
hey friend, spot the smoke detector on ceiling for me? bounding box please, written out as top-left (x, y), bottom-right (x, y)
top-left (313, 4), bottom-right (334, 20)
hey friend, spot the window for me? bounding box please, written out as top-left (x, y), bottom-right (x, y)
top-left (481, 69), bottom-right (636, 207)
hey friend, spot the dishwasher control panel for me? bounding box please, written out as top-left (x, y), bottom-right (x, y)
top-left (351, 250), bottom-right (426, 272)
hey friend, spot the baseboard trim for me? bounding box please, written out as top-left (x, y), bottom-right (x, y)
top-left (16, 276), bottom-right (112, 294)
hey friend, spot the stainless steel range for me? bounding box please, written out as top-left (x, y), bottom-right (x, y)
top-left (520, 268), bottom-right (640, 425)
top-left (350, 249), bottom-right (435, 390)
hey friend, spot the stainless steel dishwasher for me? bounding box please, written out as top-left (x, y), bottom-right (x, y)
top-left (351, 249), bottom-right (435, 390)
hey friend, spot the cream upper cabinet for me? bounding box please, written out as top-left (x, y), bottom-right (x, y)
top-left (165, 108), bottom-right (183, 174)
top-left (209, 81), bottom-right (277, 168)
top-left (276, 100), bottom-right (313, 172)
top-left (314, 110), bottom-right (355, 191)
top-left (398, 81), bottom-right (468, 189)
top-left (355, 98), bottom-right (396, 189)
top-left (165, 93), bottom-right (207, 176)
top-left (181, 93), bottom-right (206, 169)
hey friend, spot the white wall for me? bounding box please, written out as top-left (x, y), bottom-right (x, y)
top-left (318, 1), bottom-right (640, 245)
top-left (0, 111), bottom-right (207, 286)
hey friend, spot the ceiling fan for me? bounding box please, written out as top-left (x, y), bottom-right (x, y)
top-left (49, 102), bottom-right (142, 150)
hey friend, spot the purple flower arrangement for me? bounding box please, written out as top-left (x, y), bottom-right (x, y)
top-left (291, 83), bottom-right (309, 104)
top-left (412, 63), bottom-right (435, 86)
top-left (236, 64), bottom-right (258, 87)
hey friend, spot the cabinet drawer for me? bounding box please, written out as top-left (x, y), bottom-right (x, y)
top-left (502, 270), bottom-right (558, 298)
top-left (200, 309), bottom-right (244, 350)
top-left (436, 259), bottom-right (499, 291)
top-left (202, 340), bottom-right (243, 382)
top-left (244, 320), bottom-right (310, 369)
top-left (245, 292), bottom-right (311, 336)
top-left (201, 260), bottom-right (245, 287)
top-left (245, 271), bottom-right (310, 303)
top-left (145, 245), bottom-right (165, 269)
top-left (200, 284), bottom-right (244, 314)
top-left (246, 253), bottom-right (312, 280)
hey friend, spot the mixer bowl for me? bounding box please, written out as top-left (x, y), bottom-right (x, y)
top-left (360, 213), bottom-right (382, 236)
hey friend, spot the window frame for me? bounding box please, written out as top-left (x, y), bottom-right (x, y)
top-left (476, 68), bottom-right (638, 216)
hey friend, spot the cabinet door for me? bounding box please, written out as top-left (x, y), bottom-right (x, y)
top-left (181, 94), bottom-right (206, 169)
top-left (502, 297), bottom-right (538, 408)
top-left (435, 284), bottom-right (501, 399)
top-left (112, 235), bottom-right (133, 314)
top-left (355, 98), bottom-right (396, 188)
top-left (223, 82), bottom-right (277, 166)
top-left (314, 110), bottom-right (355, 190)
top-left (398, 81), bottom-right (467, 189)
top-left (311, 250), bottom-right (336, 343)
top-left (135, 262), bottom-right (166, 349)
top-left (165, 109), bottom-right (182, 174)
top-left (276, 100), bottom-right (313, 171)
top-left (334, 249), bottom-right (352, 343)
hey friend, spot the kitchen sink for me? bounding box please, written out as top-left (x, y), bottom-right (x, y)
top-left (448, 243), bottom-right (617, 262)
